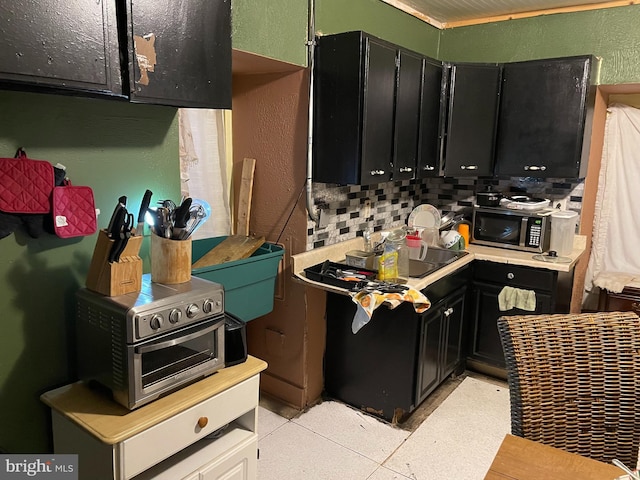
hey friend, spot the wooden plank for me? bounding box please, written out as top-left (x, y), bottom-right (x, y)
top-left (192, 234), bottom-right (265, 269)
top-left (446, 1), bottom-right (638, 29)
top-left (236, 158), bottom-right (256, 236)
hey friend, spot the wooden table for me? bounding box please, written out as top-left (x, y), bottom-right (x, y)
top-left (484, 434), bottom-right (626, 480)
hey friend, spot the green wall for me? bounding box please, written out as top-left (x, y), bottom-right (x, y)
top-left (232, 0), bottom-right (309, 66)
top-left (0, 91), bottom-right (180, 453)
top-left (231, 0), bottom-right (442, 66)
top-left (316, 0), bottom-right (441, 58)
top-left (439, 5), bottom-right (640, 85)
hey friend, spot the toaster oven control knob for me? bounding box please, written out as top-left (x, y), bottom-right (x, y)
top-left (169, 308), bottom-right (182, 324)
top-left (150, 314), bottom-right (164, 330)
top-left (186, 303), bottom-right (200, 318)
top-left (203, 299), bottom-right (215, 314)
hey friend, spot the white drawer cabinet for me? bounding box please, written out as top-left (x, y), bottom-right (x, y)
top-left (42, 356), bottom-right (267, 480)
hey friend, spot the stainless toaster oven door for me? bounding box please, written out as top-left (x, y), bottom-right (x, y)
top-left (128, 316), bottom-right (225, 408)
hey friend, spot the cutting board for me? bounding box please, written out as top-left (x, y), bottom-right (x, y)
top-left (192, 235), bottom-right (265, 269)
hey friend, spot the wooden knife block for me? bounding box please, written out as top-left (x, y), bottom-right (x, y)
top-left (150, 233), bottom-right (192, 284)
top-left (86, 229), bottom-right (143, 296)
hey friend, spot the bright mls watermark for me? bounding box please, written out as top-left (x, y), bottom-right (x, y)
top-left (0, 455), bottom-right (77, 479)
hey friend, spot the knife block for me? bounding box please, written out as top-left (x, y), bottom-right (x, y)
top-left (86, 229), bottom-right (143, 296)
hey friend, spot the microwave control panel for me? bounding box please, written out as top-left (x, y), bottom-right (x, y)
top-left (526, 217), bottom-right (543, 247)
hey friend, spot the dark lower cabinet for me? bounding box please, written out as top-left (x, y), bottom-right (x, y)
top-left (468, 261), bottom-right (557, 371)
top-left (415, 286), bottom-right (466, 406)
top-left (324, 267), bottom-right (469, 422)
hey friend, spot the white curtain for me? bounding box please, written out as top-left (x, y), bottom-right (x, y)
top-left (584, 103), bottom-right (640, 298)
top-left (178, 109), bottom-right (232, 239)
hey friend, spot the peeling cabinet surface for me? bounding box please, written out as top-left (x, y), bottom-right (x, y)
top-left (127, 0), bottom-right (231, 108)
top-left (0, 0), bottom-right (122, 95)
top-left (134, 33), bottom-right (156, 86)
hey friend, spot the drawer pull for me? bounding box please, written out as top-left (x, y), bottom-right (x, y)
top-left (197, 417), bottom-right (209, 428)
top-left (507, 272), bottom-right (515, 280)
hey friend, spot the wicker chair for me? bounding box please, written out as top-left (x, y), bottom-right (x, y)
top-left (497, 311), bottom-right (640, 467)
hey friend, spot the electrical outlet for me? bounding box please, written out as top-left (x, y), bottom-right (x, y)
top-left (363, 200), bottom-right (371, 221)
top-left (318, 208), bottom-right (330, 228)
top-left (554, 198), bottom-right (568, 210)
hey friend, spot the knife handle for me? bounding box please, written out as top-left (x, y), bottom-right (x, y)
top-left (138, 189), bottom-right (153, 224)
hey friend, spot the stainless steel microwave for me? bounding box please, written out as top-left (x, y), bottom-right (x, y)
top-left (471, 206), bottom-right (551, 253)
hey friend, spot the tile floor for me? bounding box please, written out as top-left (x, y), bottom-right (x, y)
top-left (256, 374), bottom-right (510, 480)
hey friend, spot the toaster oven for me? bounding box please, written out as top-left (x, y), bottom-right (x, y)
top-left (76, 274), bottom-right (226, 410)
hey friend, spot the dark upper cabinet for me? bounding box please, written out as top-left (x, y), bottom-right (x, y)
top-left (313, 31), bottom-right (445, 185)
top-left (0, 0), bottom-right (122, 97)
top-left (0, 0), bottom-right (231, 108)
top-left (443, 63), bottom-right (501, 177)
top-left (125, 0), bottom-right (231, 108)
top-left (417, 57), bottom-right (445, 177)
top-left (313, 32), bottom-right (396, 185)
top-left (494, 55), bottom-right (596, 178)
top-left (393, 50), bottom-right (422, 181)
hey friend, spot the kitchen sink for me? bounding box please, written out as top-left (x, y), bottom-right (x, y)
top-left (408, 247), bottom-right (469, 278)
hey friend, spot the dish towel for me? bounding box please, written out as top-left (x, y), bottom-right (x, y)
top-left (498, 286), bottom-right (536, 312)
top-left (350, 287), bottom-right (431, 334)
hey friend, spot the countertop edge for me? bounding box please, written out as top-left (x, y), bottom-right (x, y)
top-left (40, 356), bottom-right (268, 444)
top-left (292, 235), bottom-right (587, 295)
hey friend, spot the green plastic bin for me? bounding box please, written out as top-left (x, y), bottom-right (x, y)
top-left (192, 237), bottom-right (285, 322)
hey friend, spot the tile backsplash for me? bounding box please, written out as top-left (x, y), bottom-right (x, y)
top-left (307, 176), bottom-right (584, 250)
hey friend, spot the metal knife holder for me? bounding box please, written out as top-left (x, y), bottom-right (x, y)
top-left (86, 229), bottom-right (143, 296)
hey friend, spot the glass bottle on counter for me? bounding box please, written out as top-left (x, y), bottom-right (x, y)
top-left (378, 228), bottom-right (409, 284)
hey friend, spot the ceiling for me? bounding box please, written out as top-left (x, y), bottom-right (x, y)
top-left (381, 0), bottom-right (625, 28)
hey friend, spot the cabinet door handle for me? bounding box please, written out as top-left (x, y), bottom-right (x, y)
top-left (423, 165), bottom-right (435, 171)
top-left (524, 165), bottom-right (547, 171)
top-left (370, 170), bottom-right (385, 176)
top-left (507, 272), bottom-right (515, 280)
top-left (444, 307), bottom-right (454, 317)
top-left (460, 165), bottom-right (478, 170)
top-left (197, 417), bottom-right (209, 428)
top-left (399, 167), bottom-right (413, 173)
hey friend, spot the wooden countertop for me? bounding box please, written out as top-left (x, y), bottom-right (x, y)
top-left (292, 235), bottom-right (587, 294)
top-left (40, 356), bottom-right (268, 445)
top-left (484, 434), bottom-right (624, 480)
